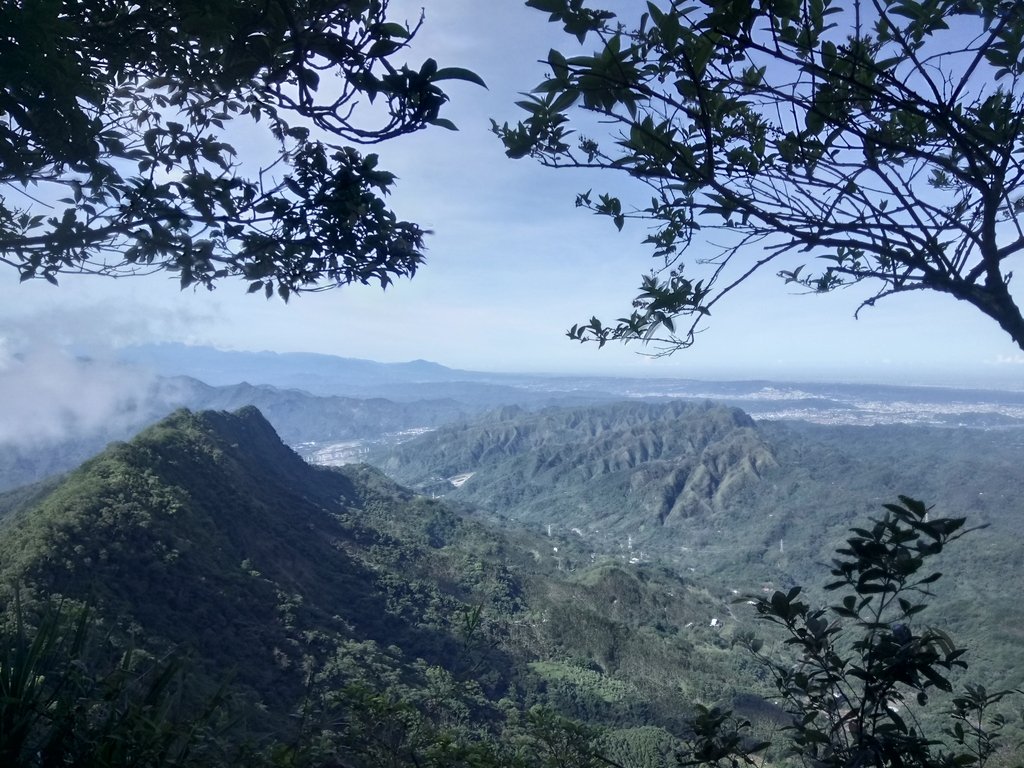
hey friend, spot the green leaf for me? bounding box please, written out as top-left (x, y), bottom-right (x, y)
top-left (526, 0), bottom-right (565, 12)
top-left (432, 67), bottom-right (487, 88)
top-left (550, 89), bottom-right (580, 113)
top-left (806, 108), bottom-right (825, 135)
top-left (284, 177), bottom-right (307, 198)
top-left (378, 22), bottom-right (411, 39)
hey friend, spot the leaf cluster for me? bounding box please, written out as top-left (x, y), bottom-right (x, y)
top-left (500, 0), bottom-right (1024, 352)
top-left (728, 497), bottom-right (1019, 768)
top-left (0, 0), bottom-right (484, 297)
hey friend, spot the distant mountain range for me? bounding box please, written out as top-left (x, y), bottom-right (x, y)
top-left (0, 370), bottom-right (615, 492)
top-left (0, 375), bottom-right (452, 492)
top-left (118, 343), bottom-right (1024, 426)
top-left (7, 342), bottom-right (1024, 497)
top-left (117, 343), bottom-right (486, 393)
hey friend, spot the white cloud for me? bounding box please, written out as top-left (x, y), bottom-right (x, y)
top-left (0, 342), bottom-right (160, 445)
top-left (990, 354), bottom-right (1024, 365)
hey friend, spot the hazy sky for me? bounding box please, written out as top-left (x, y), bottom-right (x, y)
top-left (3, 0), bottom-right (1024, 386)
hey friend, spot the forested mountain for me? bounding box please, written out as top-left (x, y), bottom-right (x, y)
top-left (372, 400), bottom-right (1024, 697)
top-left (0, 407), bottom-right (512, 719)
top-left (0, 407), bottom-right (785, 766)
top-left (1, 403), bottom-right (1021, 765)
top-left (373, 401), bottom-right (777, 531)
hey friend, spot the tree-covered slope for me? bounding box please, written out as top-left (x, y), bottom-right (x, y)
top-left (372, 402), bottom-right (1024, 583)
top-left (0, 408), bottom-right (476, 711)
top-left (371, 401), bottom-right (1024, 699)
top-left (373, 401), bottom-right (777, 535)
top-left (0, 406), bottom-right (777, 765)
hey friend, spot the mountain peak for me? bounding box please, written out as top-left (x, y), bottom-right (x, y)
top-left (0, 402), bottom-right (492, 722)
top-left (141, 405), bottom-right (306, 475)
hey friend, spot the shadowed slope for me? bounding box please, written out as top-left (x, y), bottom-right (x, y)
top-left (0, 407), bottom-right (489, 711)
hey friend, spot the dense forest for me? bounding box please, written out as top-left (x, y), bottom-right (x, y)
top-left (0, 403), bottom-right (1020, 766)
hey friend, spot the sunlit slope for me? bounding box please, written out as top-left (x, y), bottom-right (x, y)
top-left (373, 401), bottom-right (1024, 694)
top-left (374, 401), bottom-right (777, 532)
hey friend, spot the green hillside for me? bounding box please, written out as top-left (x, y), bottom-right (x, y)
top-left (373, 401), bottom-right (776, 535)
top-left (0, 407), bottom-right (774, 766)
top-left (373, 401), bottom-right (1024, 697)
top-left (1, 408), bottom-right (463, 710)
top-left (1, 404), bottom-right (1019, 766)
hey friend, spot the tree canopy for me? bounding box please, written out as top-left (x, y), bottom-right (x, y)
top-left (496, 0), bottom-right (1024, 353)
top-left (0, 0), bottom-right (483, 299)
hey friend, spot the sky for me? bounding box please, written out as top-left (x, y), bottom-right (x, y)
top-left (3, 0), bottom-right (1024, 386)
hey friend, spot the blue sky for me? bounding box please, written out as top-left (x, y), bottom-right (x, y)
top-left (3, 0), bottom-right (1024, 385)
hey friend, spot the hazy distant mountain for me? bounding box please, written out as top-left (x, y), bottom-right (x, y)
top-left (0, 374), bottom-right (502, 492)
top-left (117, 343), bottom-right (481, 394)
top-left (164, 376), bottom-right (481, 443)
top-left (117, 342), bottom-right (630, 407)
top-left (0, 340), bottom-right (626, 493)
top-left (115, 343), bottom-right (1024, 426)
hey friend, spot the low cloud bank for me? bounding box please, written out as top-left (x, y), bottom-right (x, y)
top-left (0, 342), bottom-right (170, 446)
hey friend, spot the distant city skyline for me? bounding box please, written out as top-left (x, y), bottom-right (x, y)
top-left (3, 0), bottom-right (1024, 388)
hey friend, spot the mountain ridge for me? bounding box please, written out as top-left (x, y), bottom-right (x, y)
top-left (1, 403), bottom-right (1022, 764)
top-left (374, 400), bottom-right (777, 532)
top-left (117, 343), bottom-right (476, 392)
top-left (0, 407), bottom-right (468, 711)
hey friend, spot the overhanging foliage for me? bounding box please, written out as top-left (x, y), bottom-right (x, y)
top-left (497, 0), bottom-right (1024, 352)
top-left (0, 0), bottom-right (483, 298)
